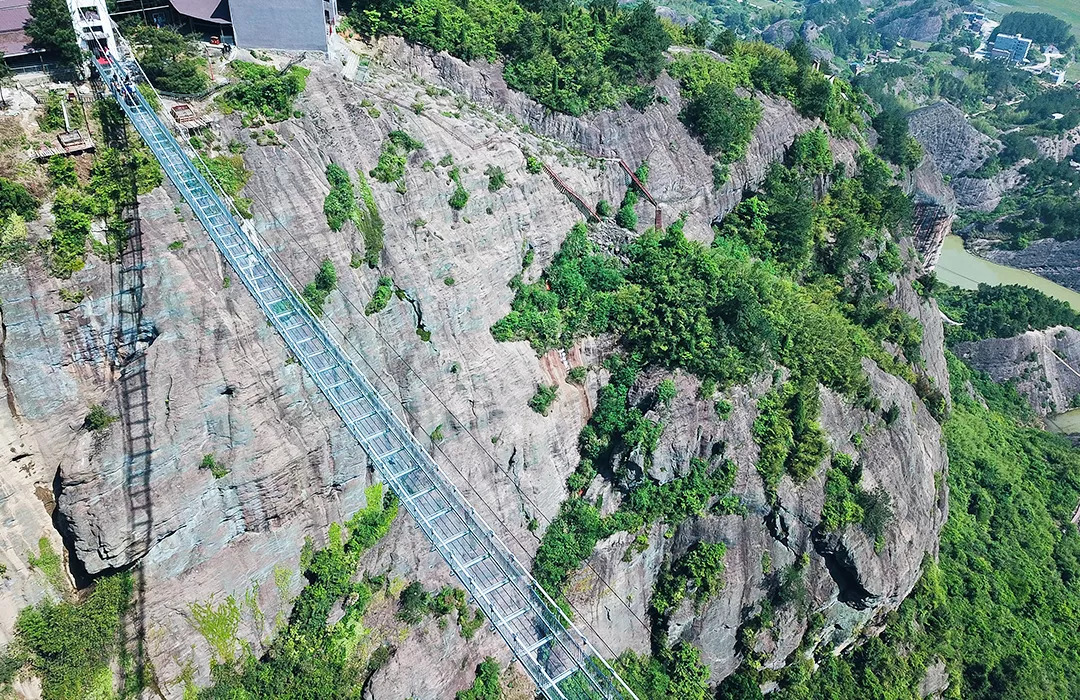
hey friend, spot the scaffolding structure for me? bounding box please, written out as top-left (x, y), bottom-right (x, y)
top-left (92, 36), bottom-right (636, 700)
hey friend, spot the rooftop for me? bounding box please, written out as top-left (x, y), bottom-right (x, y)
top-left (0, 1), bottom-right (36, 57)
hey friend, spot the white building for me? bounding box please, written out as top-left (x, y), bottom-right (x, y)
top-left (66, 0), bottom-right (117, 56)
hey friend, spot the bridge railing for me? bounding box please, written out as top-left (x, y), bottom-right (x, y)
top-left (91, 39), bottom-right (637, 700)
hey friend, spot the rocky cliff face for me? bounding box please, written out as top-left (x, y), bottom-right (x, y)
top-left (954, 326), bottom-right (1080, 416)
top-left (907, 102), bottom-right (997, 179)
top-left (1, 36), bottom-right (945, 698)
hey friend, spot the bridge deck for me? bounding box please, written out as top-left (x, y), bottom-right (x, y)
top-left (93, 46), bottom-right (633, 700)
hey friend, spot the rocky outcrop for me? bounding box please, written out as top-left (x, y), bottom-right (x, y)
top-left (876, 0), bottom-right (961, 43)
top-left (369, 36), bottom-right (859, 241)
top-left (950, 168), bottom-right (1025, 212)
top-left (2, 37), bottom-right (942, 698)
top-left (1033, 125), bottom-right (1080, 162)
top-left (975, 236), bottom-right (1080, 293)
top-left (953, 326), bottom-right (1080, 416)
top-left (573, 349), bottom-right (948, 679)
top-left (908, 102), bottom-right (997, 178)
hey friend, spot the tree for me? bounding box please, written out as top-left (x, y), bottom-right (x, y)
top-left (606, 2), bottom-right (671, 82)
top-left (26, 0), bottom-right (81, 67)
top-left (127, 25), bottom-right (210, 95)
top-left (872, 109), bottom-right (921, 169)
top-left (682, 82), bottom-right (761, 162)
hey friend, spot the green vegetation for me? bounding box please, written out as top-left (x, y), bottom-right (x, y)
top-left (490, 221), bottom-right (627, 352)
top-left (355, 170), bottom-right (385, 267)
top-left (820, 453), bottom-right (892, 550)
top-left (651, 542), bottom-right (727, 619)
top-left (0, 213), bottom-right (30, 266)
top-left (26, 0), bottom-right (81, 67)
top-left (126, 24), bottom-right (210, 95)
top-left (0, 178), bottom-right (40, 221)
top-left (495, 125), bottom-right (922, 616)
top-left (656, 378), bottom-right (677, 406)
top-left (615, 642), bottom-right (711, 700)
top-left (347, 0), bottom-right (670, 115)
top-left (753, 379), bottom-right (827, 501)
top-left (485, 164), bottom-right (506, 191)
top-left (676, 70), bottom-right (761, 163)
top-left (448, 166), bottom-right (469, 210)
top-left (788, 128), bottom-right (832, 176)
top-left (190, 594), bottom-right (242, 664)
top-left (201, 484), bottom-right (398, 698)
top-left (197, 153), bottom-right (251, 199)
top-left (370, 131), bottom-right (423, 191)
top-left (935, 282), bottom-right (1080, 343)
top-left (323, 163), bottom-right (355, 231)
top-left (219, 62), bottom-right (310, 123)
top-left (302, 259), bottom-right (338, 316)
top-left (733, 357), bottom-right (1080, 700)
top-left (47, 156), bottom-right (77, 189)
top-left (45, 188), bottom-right (92, 278)
top-left (365, 276), bottom-right (394, 315)
top-left (27, 538), bottom-right (66, 594)
top-left (4, 574), bottom-right (131, 699)
top-left (992, 11), bottom-right (1075, 48)
top-left (396, 581), bottom-right (485, 639)
top-left (200, 454), bottom-right (229, 479)
top-left (527, 383), bottom-right (558, 416)
top-left (568, 366), bottom-right (588, 385)
top-left (84, 404), bottom-right (117, 432)
top-left (456, 658), bottom-right (501, 700)
top-left (872, 109), bottom-right (922, 170)
top-left (532, 356), bottom-right (739, 597)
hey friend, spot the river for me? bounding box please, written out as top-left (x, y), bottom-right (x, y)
top-left (936, 234), bottom-right (1080, 433)
top-left (935, 235), bottom-right (1080, 311)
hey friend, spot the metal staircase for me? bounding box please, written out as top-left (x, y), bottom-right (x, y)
top-left (92, 42), bottom-right (636, 700)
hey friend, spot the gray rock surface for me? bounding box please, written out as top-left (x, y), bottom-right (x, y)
top-left (979, 236), bottom-right (1080, 293)
top-left (1, 37), bottom-right (946, 697)
top-left (907, 102), bottom-right (997, 178)
top-left (954, 326), bottom-right (1080, 416)
top-left (1033, 125), bottom-right (1080, 162)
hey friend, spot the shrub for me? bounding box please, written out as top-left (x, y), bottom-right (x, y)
top-left (657, 378), bottom-right (677, 406)
top-left (448, 167), bottom-right (469, 210)
top-left (597, 199), bottom-right (613, 217)
top-left (302, 259), bottom-right (338, 316)
top-left (456, 658), bottom-right (501, 700)
top-left (12, 574), bottom-right (132, 699)
top-left (354, 170), bottom-right (384, 267)
top-left (127, 24), bottom-right (210, 95)
top-left (0, 178), bottom-right (40, 221)
top-left (199, 454), bottom-right (229, 479)
top-left (528, 384), bottom-right (558, 415)
top-left (615, 201), bottom-right (638, 229)
top-left (525, 155), bottom-right (542, 174)
top-left (485, 164), bottom-right (506, 191)
top-left (47, 156), bottom-right (77, 189)
top-left (84, 404), bottom-right (117, 432)
top-left (370, 142), bottom-right (406, 184)
top-left (568, 366), bottom-right (588, 385)
top-left (323, 163), bottom-right (355, 232)
top-left (365, 276), bottom-right (394, 315)
top-left (219, 62), bottom-right (310, 122)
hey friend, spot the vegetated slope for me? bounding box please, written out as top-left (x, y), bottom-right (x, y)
top-left (489, 126), bottom-right (954, 689)
top-left (0, 12), bottom-right (1024, 700)
top-left (720, 357), bottom-right (1080, 700)
top-left (0, 29), bottom-right (872, 696)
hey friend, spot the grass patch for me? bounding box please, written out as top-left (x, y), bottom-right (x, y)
top-left (27, 538), bottom-right (66, 594)
top-left (8, 574), bottom-right (131, 700)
